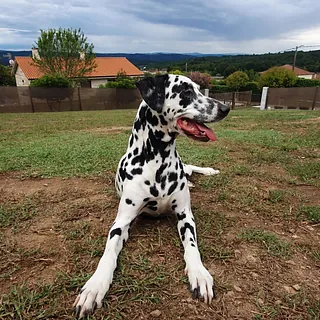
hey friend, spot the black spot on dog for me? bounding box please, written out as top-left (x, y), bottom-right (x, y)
top-left (159, 115), bottom-right (168, 126)
top-left (172, 204), bottom-right (177, 211)
top-left (180, 182), bottom-right (185, 190)
top-left (125, 198), bottom-right (133, 205)
top-left (145, 180), bottom-right (151, 185)
top-left (175, 76), bottom-right (179, 82)
top-left (168, 181), bottom-right (178, 195)
top-left (156, 163), bottom-right (168, 183)
top-left (143, 197), bottom-right (150, 202)
top-left (165, 92), bottom-right (169, 99)
top-left (180, 222), bottom-right (195, 241)
top-left (177, 212), bottom-right (186, 221)
top-left (133, 148), bottom-right (139, 156)
top-left (146, 109), bottom-right (159, 126)
top-left (191, 243), bottom-right (195, 247)
top-left (190, 237), bottom-right (194, 242)
top-left (170, 93), bottom-right (177, 99)
top-left (150, 185), bottom-right (159, 197)
top-left (128, 153), bottom-right (132, 159)
top-left (134, 119), bottom-right (142, 131)
top-left (172, 199), bottom-right (176, 203)
top-left (131, 168), bottom-right (142, 175)
top-left (147, 200), bottom-right (157, 206)
top-left (129, 135), bottom-right (134, 147)
top-left (110, 228), bottom-right (122, 239)
top-left (161, 175), bottom-right (167, 190)
top-left (149, 206), bottom-right (157, 211)
top-left (168, 172), bottom-right (178, 182)
top-left (155, 130), bottom-right (165, 140)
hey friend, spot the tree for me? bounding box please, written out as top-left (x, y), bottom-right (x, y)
top-left (30, 74), bottom-right (73, 88)
top-left (188, 72), bottom-right (211, 89)
top-left (30, 74), bottom-right (74, 111)
top-left (259, 67), bottom-right (296, 88)
top-left (0, 64), bottom-right (16, 86)
top-left (33, 28), bottom-right (97, 78)
top-left (226, 71), bottom-right (249, 91)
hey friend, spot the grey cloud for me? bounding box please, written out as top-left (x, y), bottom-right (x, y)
top-left (0, 0), bottom-right (320, 53)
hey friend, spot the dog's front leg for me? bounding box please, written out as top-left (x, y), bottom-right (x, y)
top-left (174, 200), bottom-right (215, 303)
top-left (73, 197), bottom-right (140, 318)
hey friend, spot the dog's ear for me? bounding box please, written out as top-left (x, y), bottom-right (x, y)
top-left (136, 74), bottom-right (169, 112)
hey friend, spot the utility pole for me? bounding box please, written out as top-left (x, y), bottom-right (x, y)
top-left (185, 62), bottom-right (188, 73)
top-left (292, 45), bottom-right (304, 72)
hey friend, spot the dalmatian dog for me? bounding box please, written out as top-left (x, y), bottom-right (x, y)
top-left (73, 74), bottom-right (230, 318)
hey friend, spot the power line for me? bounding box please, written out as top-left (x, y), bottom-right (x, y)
top-left (281, 44), bottom-right (320, 71)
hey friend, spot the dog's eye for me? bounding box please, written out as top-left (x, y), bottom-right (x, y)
top-left (184, 89), bottom-right (194, 96)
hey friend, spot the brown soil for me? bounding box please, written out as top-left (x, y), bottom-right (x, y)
top-left (0, 174), bottom-right (319, 320)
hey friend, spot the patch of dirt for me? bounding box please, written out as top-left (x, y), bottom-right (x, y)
top-left (82, 126), bottom-right (132, 134)
top-left (0, 174), bottom-right (319, 320)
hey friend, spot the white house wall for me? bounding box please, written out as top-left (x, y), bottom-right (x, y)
top-left (91, 79), bottom-right (108, 88)
top-left (15, 66), bottom-right (31, 86)
top-left (297, 74), bottom-right (313, 80)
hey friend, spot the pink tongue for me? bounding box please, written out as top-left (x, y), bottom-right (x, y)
top-left (195, 123), bottom-right (216, 141)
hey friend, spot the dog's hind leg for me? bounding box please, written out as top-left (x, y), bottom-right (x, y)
top-left (73, 196), bottom-right (141, 318)
top-left (173, 190), bottom-right (215, 303)
top-left (183, 164), bottom-right (220, 177)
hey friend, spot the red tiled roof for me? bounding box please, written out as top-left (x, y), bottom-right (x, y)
top-left (260, 64), bottom-right (314, 76)
top-left (14, 56), bottom-right (143, 79)
top-left (280, 64), bottom-right (314, 75)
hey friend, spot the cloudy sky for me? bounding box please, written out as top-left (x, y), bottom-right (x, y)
top-left (1, 0), bottom-right (320, 54)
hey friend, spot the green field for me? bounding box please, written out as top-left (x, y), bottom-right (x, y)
top-left (0, 108), bottom-right (319, 319)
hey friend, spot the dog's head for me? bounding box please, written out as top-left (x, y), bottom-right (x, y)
top-left (136, 74), bottom-right (230, 142)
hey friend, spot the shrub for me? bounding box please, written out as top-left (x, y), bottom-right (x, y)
top-left (99, 71), bottom-right (136, 89)
top-left (188, 71), bottom-right (211, 89)
top-left (171, 69), bottom-right (185, 75)
top-left (226, 71), bottom-right (249, 91)
top-left (293, 78), bottom-right (320, 87)
top-left (259, 67), bottom-right (296, 88)
top-left (30, 74), bottom-right (73, 87)
top-left (241, 81), bottom-right (261, 93)
top-left (211, 85), bottom-right (233, 93)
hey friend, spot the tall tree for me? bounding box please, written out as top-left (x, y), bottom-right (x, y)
top-left (33, 28), bottom-right (97, 78)
top-left (226, 71), bottom-right (249, 91)
top-left (0, 64), bottom-right (16, 86)
top-left (259, 67), bottom-right (296, 88)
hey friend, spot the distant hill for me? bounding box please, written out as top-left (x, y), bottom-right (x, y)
top-left (2, 49), bottom-right (319, 76)
top-left (0, 50), bottom-right (234, 68)
top-left (0, 50), bottom-right (206, 67)
top-left (168, 50), bottom-right (320, 76)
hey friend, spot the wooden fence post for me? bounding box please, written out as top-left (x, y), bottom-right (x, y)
top-left (28, 87), bottom-right (35, 112)
top-left (231, 92), bottom-right (235, 110)
top-left (78, 87), bottom-right (82, 111)
top-left (311, 86), bottom-right (319, 111)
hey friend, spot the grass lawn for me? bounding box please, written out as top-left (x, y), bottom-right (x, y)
top-left (0, 108), bottom-right (319, 319)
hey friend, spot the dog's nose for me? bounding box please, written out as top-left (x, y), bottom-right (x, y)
top-left (217, 102), bottom-right (230, 119)
top-left (218, 103), bottom-right (230, 114)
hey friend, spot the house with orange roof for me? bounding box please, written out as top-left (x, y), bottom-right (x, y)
top-left (260, 64), bottom-right (316, 80)
top-left (13, 49), bottom-right (144, 87)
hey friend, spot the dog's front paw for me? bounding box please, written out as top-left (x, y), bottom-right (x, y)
top-left (185, 265), bottom-right (215, 304)
top-left (203, 168), bottom-right (220, 176)
top-left (73, 275), bottom-right (110, 318)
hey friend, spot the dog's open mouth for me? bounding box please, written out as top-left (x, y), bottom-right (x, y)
top-left (177, 117), bottom-right (216, 142)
